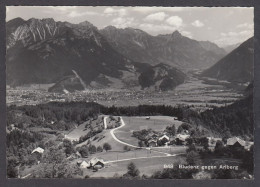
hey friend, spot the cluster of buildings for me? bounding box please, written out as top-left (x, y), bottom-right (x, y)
top-left (7, 86), bottom-right (179, 107)
top-left (31, 146), bottom-right (106, 171)
top-left (145, 131), bottom-right (254, 152)
top-left (205, 136), bottom-right (254, 151)
top-left (146, 132), bottom-right (191, 147)
top-left (7, 89), bottom-right (67, 106)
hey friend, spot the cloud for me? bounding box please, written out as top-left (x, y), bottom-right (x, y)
top-left (166, 16), bottom-right (183, 28)
top-left (139, 23), bottom-right (177, 34)
top-left (144, 12), bottom-right (167, 22)
top-left (191, 20), bottom-right (204, 27)
top-left (68, 11), bottom-right (98, 18)
top-left (132, 7), bottom-right (202, 14)
top-left (181, 31), bottom-right (193, 38)
top-left (49, 6), bottom-right (77, 12)
top-left (111, 17), bottom-right (135, 28)
top-left (104, 7), bottom-right (127, 17)
top-left (215, 29), bottom-right (253, 46)
top-left (221, 30), bottom-right (253, 37)
top-left (236, 23), bottom-right (254, 29)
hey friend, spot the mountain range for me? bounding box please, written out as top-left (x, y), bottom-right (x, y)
top-left (6, 18), bottom-right (186, 92)
top-left (100, 26), bottom-right (226, 71)
top-left (6, 17), bottom-right (253, 92)
top-left (201, 37), bottom-right (253, 83)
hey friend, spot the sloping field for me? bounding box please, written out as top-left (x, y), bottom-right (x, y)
top-left (65, 121), bottom-right (90, 141)
top-left (66, 117), bottom-right (103, 141)
top-left (151, 146), bottom-right (187, 154)
top-left (114, 116), bottom-right (183, 146)
top-left (76, 129), bottom-right (125, 151)
top-left (76, 148), bottom-right (165, 163)
top-left (83, 155), bottom-right (185, 178)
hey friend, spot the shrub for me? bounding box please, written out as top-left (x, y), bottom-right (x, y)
top-left (126, 162), bottom-right (140, 177)
top-left (97, 146), bottom-right (103, 152)
top-left (103, 143), bottom-right (112, 151)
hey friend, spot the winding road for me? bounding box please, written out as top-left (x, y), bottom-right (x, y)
top-left (103, 116), bottom-right (108, 129)
top-left (104, 116), bottom-right (173, 157)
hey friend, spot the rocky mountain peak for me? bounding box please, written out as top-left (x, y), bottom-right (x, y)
top-left (6, 18), bottom-right (59, 48)
top-left (103, 25), bottom-right (117, 31)
top-left (78, 20), bottom-right (96, 29)
top-left (171, 30), bottom-right (182, 38)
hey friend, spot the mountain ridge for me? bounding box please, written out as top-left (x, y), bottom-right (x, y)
top-left (6, 18), bottom-right (186, 92)
top-left (100, 26), bottom-right (227, 71)
top-left (201, 37), bottom-right (254, 83)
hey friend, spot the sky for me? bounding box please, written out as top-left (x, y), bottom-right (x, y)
top-left (6, 6), bottom-right (254, 47)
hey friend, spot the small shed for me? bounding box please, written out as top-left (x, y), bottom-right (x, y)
top-left (31, 147), bottom-right (44, 154)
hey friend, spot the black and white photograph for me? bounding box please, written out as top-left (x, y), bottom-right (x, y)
top-left (5, 6), bottom-right (254, 179)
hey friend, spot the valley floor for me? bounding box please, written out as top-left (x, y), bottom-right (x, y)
top-left (6, 74), bottom-right (244, 111)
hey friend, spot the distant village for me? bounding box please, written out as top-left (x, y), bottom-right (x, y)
top-left (6, 87), bottom-right (165, 106)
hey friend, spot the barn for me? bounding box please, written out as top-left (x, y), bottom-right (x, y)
top-left (226, 137), bottom-right (246, 148)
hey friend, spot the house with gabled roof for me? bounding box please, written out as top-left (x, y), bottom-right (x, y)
top-left (158, 134), bottom-right (170, 141)
top-left (175, 134), bottom-right (190, 145)
top-left (89, 157), bottom-right (105, 168)
top-left (79, 160), bottom-right (90, 169)
top-left (226, 137), bottom-right (246, 148)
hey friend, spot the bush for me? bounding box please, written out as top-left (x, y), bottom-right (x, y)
top-left (165, 124), bottom-right (176, 136)
top-left (103, 143), bottom-right (112, 151)
top-left (97, 146), bottom-right (103, 152)
top-left (124, 145), bottom-right (131, 151)
top-left (186, 144), bottom-right (196, 153)
top-left (177, 123), bottom-right (191, 133)
top-left (125, 162), bottom-right (140, 177)
top-left (79, 146), bottom-right (89, 157)
top-left (138, 141), bottom-right (144, 147)
top-left (151, 164), bottom-right (197, 179)
top-left (186, 151), bottom-right (200, 165)
top-left (214, 140), bottom-right (225, 156)
top-left (89, 145), bottom-right (96, 154)
top-left (241, 145), bottom-right (253, 173)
